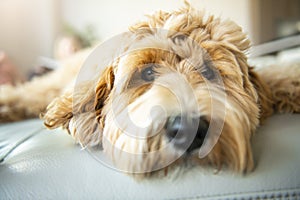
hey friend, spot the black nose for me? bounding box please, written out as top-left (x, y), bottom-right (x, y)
top-left (165, 115), bottom-right (209, 153)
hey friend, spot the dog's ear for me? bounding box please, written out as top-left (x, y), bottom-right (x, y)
top-left (42, 66), bottom-right (114, 147)
top-left (94, 66), bottom-right (114, 122)
top-left (247, 68), bottom-right (274, 123)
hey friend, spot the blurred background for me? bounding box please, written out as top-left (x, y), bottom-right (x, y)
top-left (0, 0), bottom-right (300, 83)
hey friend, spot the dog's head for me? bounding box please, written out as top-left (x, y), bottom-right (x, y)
top-left (43, 4), bottom-right (273, 177)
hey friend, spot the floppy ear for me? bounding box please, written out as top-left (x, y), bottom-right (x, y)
top-left (94, 66), bottom-right (115, 124)
top-left (209, 20), bottom-right (274, 123)
top-left (248, 68), bottom-right (274, 123)
top-left (42, 66), bottom-right (114, 147)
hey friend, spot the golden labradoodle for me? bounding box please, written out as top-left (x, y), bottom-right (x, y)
top-left (1, 3), bottom-right (299, 176)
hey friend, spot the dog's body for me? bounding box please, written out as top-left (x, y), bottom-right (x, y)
top-left (1, 3), bottom-right (299, 176)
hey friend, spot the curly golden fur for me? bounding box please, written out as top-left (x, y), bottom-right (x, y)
top-left (1, 3), bottom-right (299, 177)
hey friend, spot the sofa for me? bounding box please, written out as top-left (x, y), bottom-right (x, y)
top-left (0, 113), bottom-right (299, 199)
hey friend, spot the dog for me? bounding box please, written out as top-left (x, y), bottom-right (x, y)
top-left (1, 2), bottom-right (300, 177)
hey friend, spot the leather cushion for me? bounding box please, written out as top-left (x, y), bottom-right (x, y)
top-left (0, 114), bottom-right (300, 199)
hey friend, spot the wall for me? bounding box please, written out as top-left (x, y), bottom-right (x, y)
top-left (0, 0), bottom-right (61, 74)
top-left (61, 0), bottom-right (183, 41)
top-left (61, 0), bottom-right (256, 42)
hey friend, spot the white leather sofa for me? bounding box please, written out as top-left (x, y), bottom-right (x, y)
top-left (0, 114), bottom-right (299, 199)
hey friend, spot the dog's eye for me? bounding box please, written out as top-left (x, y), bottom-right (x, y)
top-left (201, 62), bottom-right (215, 80)
top-left (141, 65), bottom-right (155, 82)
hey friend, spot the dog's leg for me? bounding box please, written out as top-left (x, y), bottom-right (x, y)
top-left (0, 50), bottom-right (89, 122)
top-left (257, 63), bottom-right (300, 113)
top-left (0, 71), bottom-right (64, 122)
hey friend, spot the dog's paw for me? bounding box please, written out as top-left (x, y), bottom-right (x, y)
top-left (0, 85), bottom-right (31, 122)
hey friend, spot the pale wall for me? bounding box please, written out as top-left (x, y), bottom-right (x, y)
top-left (61, 0), bottom-right (256, 42)
top-left (0, 0), bottom-right (256, 74)
top-left (0, 0), bottom-right (61, 74)
top-left (60, 0), bottom-right (183, 41)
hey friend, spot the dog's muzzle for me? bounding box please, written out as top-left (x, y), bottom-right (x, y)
top-left (165, 115), bottom-right (209, 153)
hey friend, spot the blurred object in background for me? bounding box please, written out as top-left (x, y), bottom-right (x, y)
top-left (28, 57), bottom-right (61, 80)
top-left (0, 51), bottom-right (24, 85)
top-left (277, 19), bottom-right (300, 38)
top-left (54, 36), bottom-right (82, 60)
top-left (255, 0), bottom-right (300, 43)
top-left (28, 66), bottom-right (54, 81)
top-left (54, 24), bottom-right (98, 60)
top-left (29, 24), bottom-right (98, 80)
